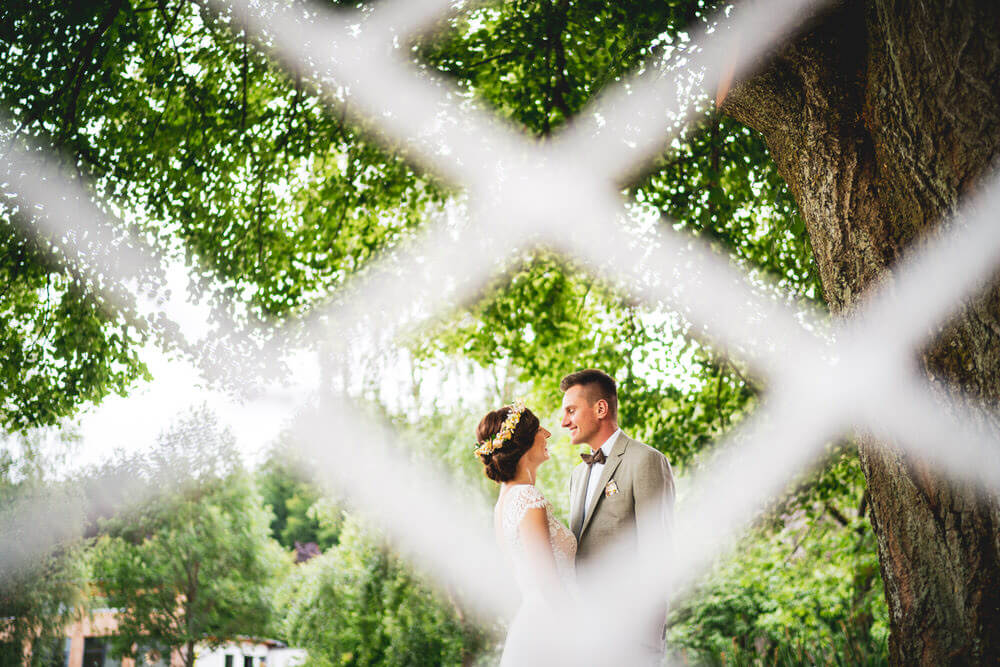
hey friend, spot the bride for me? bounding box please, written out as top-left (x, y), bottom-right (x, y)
top-left (475, 400), bottom-right (577, 665)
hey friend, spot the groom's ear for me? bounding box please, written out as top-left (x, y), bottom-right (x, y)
top-left (595, 398), bottom-right (608, 419)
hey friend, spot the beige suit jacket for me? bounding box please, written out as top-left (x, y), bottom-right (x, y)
top-left (569, 432), bottom-right (675, 651)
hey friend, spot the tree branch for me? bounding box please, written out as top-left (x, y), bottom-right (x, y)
top-left (61, 0), bottom-right (128, 138)
top-left (241, 29), bottom-right (249, 133)
top-left (465, 51), bottom-right (516, 69)
top-left (824, 501), bottom-right (852, 528)
top-left (546, 0), bottom-right (573, 125)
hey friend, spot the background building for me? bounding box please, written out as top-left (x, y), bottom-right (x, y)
top-left (47, 610), bottom-right (305, 667)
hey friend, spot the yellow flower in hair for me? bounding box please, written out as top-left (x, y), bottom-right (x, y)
top-left (475, 399), bottom-right (527, 457)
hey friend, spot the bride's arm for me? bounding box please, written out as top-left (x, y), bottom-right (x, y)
top-left (518, 508), bottom-right (571, 608)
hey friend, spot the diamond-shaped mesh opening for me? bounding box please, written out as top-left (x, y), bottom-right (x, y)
top-left (414, 0), bottom-right (703, 136)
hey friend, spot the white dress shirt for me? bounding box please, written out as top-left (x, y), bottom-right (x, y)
top-left (583, 428), bottom-right (622, 516)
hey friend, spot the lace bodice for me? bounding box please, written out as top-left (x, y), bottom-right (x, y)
top-left (496, 484), bottom-right (577, 590)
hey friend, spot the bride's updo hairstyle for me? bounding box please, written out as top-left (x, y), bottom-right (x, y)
top-left (475, 405), bottom-right (540, 483)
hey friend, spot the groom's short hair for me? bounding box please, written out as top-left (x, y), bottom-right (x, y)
top-left (560, 369), bottom-right (618, 420)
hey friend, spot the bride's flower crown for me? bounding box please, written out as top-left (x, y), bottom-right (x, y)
top-left (475, 399), bottom-right (527, 458)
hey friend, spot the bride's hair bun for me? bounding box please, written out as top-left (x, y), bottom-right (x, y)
top-left (475, 405), bottom-right (540, 483)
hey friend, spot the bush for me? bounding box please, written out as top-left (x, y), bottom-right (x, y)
top-left (277, 516), bottom-right (486, 666)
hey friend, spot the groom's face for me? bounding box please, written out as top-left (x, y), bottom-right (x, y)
top-left (560, 384), bottom-right (601, 446)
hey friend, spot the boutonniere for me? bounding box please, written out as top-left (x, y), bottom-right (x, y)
top-left (604, 480), bottom-right (619, 497)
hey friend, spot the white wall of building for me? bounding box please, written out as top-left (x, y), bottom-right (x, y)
top-left (194, 641), bottom-right (306, 667)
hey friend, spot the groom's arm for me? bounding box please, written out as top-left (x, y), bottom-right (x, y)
top-left (633, 449), bottom-right (675, 575)
top-left (632, 448), bottom-right (675, 644)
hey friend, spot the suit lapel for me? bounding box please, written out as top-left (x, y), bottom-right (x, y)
top-left (579, 434), bottom-right (629, 539)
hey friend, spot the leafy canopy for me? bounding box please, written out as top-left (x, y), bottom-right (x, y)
top-left (0, 0), bottom-right (820, 435)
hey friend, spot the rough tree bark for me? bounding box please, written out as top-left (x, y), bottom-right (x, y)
top-left (721, 0), bottom-right (1000, 663)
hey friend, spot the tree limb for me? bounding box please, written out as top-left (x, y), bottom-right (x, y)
top-left (61, 0), bottom-right (128, 138)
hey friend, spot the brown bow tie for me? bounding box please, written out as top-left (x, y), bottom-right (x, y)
top-left (581, 449), bottom-right (607, 465)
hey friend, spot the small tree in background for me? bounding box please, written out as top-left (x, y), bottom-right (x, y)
top-left (0, 428), bottom-right (89, 666)
top-left (90, 409), bottom-right (288, 667)
top-left (0, 511), bottom-right (89, 665)
top-left (257, 441), bottom-right (342, 552)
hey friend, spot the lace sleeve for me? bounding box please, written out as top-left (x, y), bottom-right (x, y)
top-left (503, 485), bottom-right (548, 534)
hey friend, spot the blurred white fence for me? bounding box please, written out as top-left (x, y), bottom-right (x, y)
top-left (4, 0), bottom-right (1000, 662)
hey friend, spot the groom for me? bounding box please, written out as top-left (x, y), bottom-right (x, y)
top-left (563, 369), bottom-right (675, 659)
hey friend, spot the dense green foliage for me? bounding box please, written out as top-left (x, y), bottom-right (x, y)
top-left (421, 0), bottom-right (702, 134)
top-left (668, 453), bottom-right (888, 664)
top-left (0, 213), bottom-right (152, 431)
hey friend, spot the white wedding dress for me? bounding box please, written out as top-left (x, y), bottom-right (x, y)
top-left (495, 484), bottom-right (577, 666)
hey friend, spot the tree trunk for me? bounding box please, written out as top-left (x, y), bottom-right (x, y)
top-left (721, 0), bottom-right (1000, 663)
